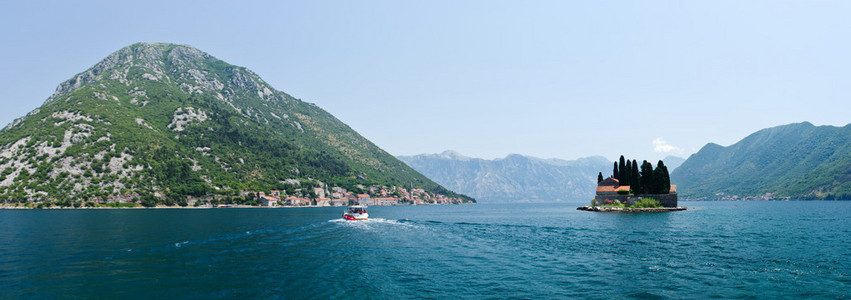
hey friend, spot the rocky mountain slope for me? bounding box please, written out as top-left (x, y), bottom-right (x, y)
top-left (0, 42), bottom-right (470, 203)
top-left (397, 151), bottom-right (610, 202)
top-left (671, 122), bottom-right (851, 199)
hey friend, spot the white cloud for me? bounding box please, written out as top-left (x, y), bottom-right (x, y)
top-left (653, 138), bottom-right (682, 154)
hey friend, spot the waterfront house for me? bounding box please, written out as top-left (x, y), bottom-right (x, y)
top-left (372, 197), bottom-right (399, 206)
top-left (284, 196), bottom-right (300, 206)
top-left (356, 194), bottom-right (371, 206)
top-left (261, 196), bottom-right (279, 207)
top-left (315, 198), bottom-right (330, 206)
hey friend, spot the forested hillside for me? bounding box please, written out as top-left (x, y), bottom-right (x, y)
top-left (671, 122), bottom-right (851, 199)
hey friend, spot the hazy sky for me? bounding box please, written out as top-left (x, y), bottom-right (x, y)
top-left (1, 1), bottom-right (849, 162)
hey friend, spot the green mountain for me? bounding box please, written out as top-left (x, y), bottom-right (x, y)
top-left (0, 42), bottom-right (471, 204)
top-left (670, 122), bottom-right (851, 200)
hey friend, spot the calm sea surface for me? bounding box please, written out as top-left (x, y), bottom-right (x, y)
top-left (1, 201), bottom-right (849, 299)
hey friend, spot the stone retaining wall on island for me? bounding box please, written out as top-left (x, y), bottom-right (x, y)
top-left (641, 193), bottom-right (678, 208)
top-left (594, 192), bottom-right (678, 208)
top-left (577, 206), bottom-right (686, 212)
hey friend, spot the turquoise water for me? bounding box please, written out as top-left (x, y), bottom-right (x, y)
top-left (1, 201), bottom-right (849, 299)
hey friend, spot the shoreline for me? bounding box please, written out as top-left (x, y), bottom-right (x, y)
top-left (0, 203), bottom-right (471, 210)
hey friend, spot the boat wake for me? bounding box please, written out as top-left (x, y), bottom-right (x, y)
top-left (328, 217), bottom-right (394, 224)
top-left (328, 218), bottom-right (424, 230)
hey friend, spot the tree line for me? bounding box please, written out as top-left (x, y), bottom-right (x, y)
top-left (597, 155), bottom-right (671, 194)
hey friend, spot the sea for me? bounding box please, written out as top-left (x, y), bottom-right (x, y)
top-left (1, 201), bottom-right (849, 299)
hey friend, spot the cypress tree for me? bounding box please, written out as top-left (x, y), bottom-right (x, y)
top-left (624, 159), bottom-right (632, 186)
top-left (626, 160), bottom-right (638, 195)
top-left (613, 162), bottom-right (618, 181)
top-left (618, 155), bottom-right (626, 182)
top-left (653, 161), bottom-right (664, 194)
top-left (597, 172), bottom-right (603, 183)
top-left (631, 159), bottom-right (641, 190)
top-left (631, 160), bottom-right (639, 193)
top-left (639, 160), bottom-right (654, 194)
top-left (657, 161), bottom-right (670, 194)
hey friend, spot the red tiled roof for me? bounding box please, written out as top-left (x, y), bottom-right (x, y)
top-left (598, 177), bottom-right (620, 187)
top-left (596, 186), bottom-right (630, 193)
top-left (595, 185), bottom-right (677, 193)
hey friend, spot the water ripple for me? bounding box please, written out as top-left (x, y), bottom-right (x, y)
top-left (0, 202), bottom-right (849, 298)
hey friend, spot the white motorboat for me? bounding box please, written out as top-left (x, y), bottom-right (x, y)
top-left (342, 205), bottom-right (368, 221)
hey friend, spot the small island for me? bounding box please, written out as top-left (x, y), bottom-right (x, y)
top-left (578, 156), bottom-right (686, 212)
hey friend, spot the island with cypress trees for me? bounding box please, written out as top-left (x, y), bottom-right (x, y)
top-left (578, 155), bottom-right (685, 212)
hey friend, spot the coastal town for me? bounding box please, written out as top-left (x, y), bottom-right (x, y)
top-left (0, 182), bottom-right (474, 209)
top-left (186, 184), bottom-right (472, 208)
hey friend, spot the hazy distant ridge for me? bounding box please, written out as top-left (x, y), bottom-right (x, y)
top-left (398, 151), bottom-right (611, 203)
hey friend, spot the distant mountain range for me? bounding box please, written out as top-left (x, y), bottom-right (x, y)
top-left (398, 151), bottom-right (612, 203)
top-left (671, 122), bottom-right (851, 200)
top-left (662, 155), bottom-right (686, 172)
top-left (400, 121), bottom-right (851, 202)
top-left (0, 43), bottom-right (470, 204)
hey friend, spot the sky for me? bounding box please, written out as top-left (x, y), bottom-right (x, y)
top-left (1, 1), bottom-right (850, 162)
